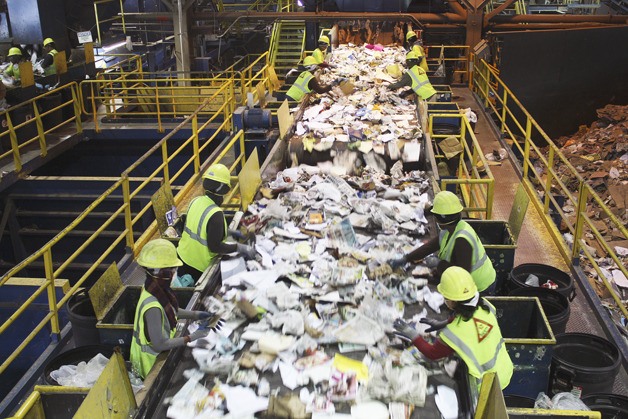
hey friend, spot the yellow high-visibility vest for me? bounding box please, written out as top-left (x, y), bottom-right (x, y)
top-left (286, 71), bottom-right (314, 102)
top-left (407, 65), bottom-right (437, 101)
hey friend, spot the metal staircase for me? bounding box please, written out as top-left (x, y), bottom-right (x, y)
top-left (270, 20), bottom-right (306, 80)
top-left (486, 0), bottom-right (528, 15)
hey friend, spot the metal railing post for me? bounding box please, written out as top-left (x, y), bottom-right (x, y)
top-left (5, 112), bottom-right (22, 171)
top-left (500, 91), bottom-right (508, 133)
top-left (522, 118), bottom-right (532, 179)
top-left (43, 249), bottom-right (60, 340)
top-left (121, 175), bottom-right (135, 249)
top-left (544, 147), bottom-right (555, 213)
top-left (71, 84), bottom-right (83, 133)
top-left (32, 101), bottom-right (47, 157)
top-left (192, 115), bottom-right (200, 174)
top-left (161, 141), bottom-right (170, 185)
top-left (572, 180), bottom-right (589, 260)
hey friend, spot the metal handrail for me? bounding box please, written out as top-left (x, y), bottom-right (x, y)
top-left (93, 0), bottom-right (126, 47)
top-left (0, 83), bottom-right (83, 172)
top-left (426, 45), bottom-right (471, 84)
top-left (429, 113), bottom-right (495, 219)
top-left (0, 81), bottom-right (248, 375)
top-left (471, 56), bottom-right (628, 318)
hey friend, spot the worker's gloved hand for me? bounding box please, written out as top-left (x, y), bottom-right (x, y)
top-left (399, 89), bottom-right (413, 99)
top-left (188, 329), bottom-right (210, 342)
top-left (194, 311), bottom-right (214, 320)
top-left (393, 319), bottom-right (419, 342)
top-left (229, 229), bottom-right (245, 241)
top-left (424, 255), bottom-right (440, 269)
top-left (388, 256), bottom-right (407, 269)
top-left (420, 317), bottom-right (449, 333)
top-left (236, 243), bottom-right (256, 260)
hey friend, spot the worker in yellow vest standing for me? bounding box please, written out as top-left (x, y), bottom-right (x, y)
top-left (406, 30), bottom-right (428, 72)
top-left (389, 190), bottom-right (497, 295)
top-left (177, 163), bottom-right (256, 281)
top-left (387, 51), bottom-right (437, 101)
top-left (4, 48), bottom-right (24, 82)
top-left (394, 266), bottom-right (513, 390)
top-left (130, 239), bottom-right (222, 379)
top-left (41, 38), bottom-right (58, 76)
top-left (312, 35), bottom-right (330, 65)
top-left (285, 56), bottom-right (338, 102)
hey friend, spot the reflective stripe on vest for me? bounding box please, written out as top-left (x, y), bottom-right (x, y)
top-left (438, 220), bottom-right (495, 291)
top-left (286, 71), bottom-right (314, 102)
top-left (177, 195), bottom-right (227, 272)
top-left (44, 50), bottom-right (58, 76)
top-left (412, 45), bottom-right (429, 72)
top-left (130, 289), bottom-right (175, 378)
top-left (439, 299), bottom-right (513, 389)
top-left (407, 66), bottom-right (436, 100)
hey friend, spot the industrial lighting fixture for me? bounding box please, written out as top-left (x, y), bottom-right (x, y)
top-left (102, 40), bottom-right (127, 52)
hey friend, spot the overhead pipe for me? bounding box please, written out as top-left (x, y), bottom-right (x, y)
top-left (484, 0), bottom-right (517, 23)
top-left (491, 14), bottom-right (628, 24)
top-left (445, 0), bottom-right (468, 18)
top-left (192, 11), bottom-right (467, 24)
top-left (489, 22), bottom-right (620, 30)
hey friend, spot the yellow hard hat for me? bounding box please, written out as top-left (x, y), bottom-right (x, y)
top-left (202, 163), bottom-right (231, 187)
top-left (438, 266), bottom-right (478, 301)
top-left (406, 51), bottom-right (420, 61)
top-left (137, 239), bottom-right (183, 269)
top-left (8, 47), bottom-right (21, 57)
top-left (431, 191), bottom-right (464, 215)
top-left (43, 38), bottom-right (54, 47)
top-left (406, 31), bottom-right (417, 41)
top-left (303, 56), bottom-right (318, 67)
top-left (318, 35), bottom-right (330, 45)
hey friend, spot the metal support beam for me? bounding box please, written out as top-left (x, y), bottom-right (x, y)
top-left (466, 8), bottom-right (484, 49)
top-left (173, 0), bottom-right (191, 80)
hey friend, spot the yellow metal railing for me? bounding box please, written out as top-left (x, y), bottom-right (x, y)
top-left (81, 52), bottom-right (275, 131)
top-left (0, 83), bottom-right (83, 172)
top-left (472, 56), bottom-right (628, 318)
top-left (0, 83), bottom-right (249, 376)
top-left (429, 113), bottom-right (495, 219)
top-left (426, 45), bottom-right (471, 84)
top-left (93, 0), bottom-right (126, 47)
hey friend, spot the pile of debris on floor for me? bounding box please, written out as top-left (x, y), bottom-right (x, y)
top-left (545, 104), bottom-right (627, 313)
top-left (165, 166), bottom-right (467, 419)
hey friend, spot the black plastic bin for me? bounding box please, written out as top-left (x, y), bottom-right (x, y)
top-left (67, 289), bottom-right (100, 347)
top-left (44, 345), bottom-right (117, 385)
top-left (509, 288), bottom-right (570, 335)
top-left (509, 263), bottom-right (576, 301)
top-left (582, 393), bottom-right (628, 419)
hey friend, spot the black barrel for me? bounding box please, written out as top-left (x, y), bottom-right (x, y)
top-left (67, 289), bottom-right (100, 347)
top-left (582, 393), bottom-right (628, 419)
top-left (509, 263), bottom-right (576, 301)
top-left (550, 333), bottom-right (621, 397)
top-left (504, 395), bottom-right (536, 408)
top-left (44, 345), bottom-right (115, 385)
top-left (509, 288), bottom-right (570, 335)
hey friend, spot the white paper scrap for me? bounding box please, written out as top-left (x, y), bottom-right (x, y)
top-left (435, 385), bottom-right (458, 419)
top-left (221, 384), bottom-right (269, 417)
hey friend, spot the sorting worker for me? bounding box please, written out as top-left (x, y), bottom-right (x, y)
top-left (389, 190), bottom-right (497, 295)
top-left (406, 30), bottom-right (428, 72)
top-left (285, 56), bottom-right (339, 102)
top-left (387, 51), bottom-right (437, 101)
top-left (131, 239), bottom-right (222, 379)
top-left (4, 48), bottom-right (24, 82)
top-left (41, 38), bottom-right (58, 76)
top-left (177, 163), bottom-right (256, 280)
top-left (394, 266), bottom-right (513, 390)
top-left (312, 35), bottom-right (330, 66)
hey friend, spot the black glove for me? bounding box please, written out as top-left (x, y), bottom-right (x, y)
top-left (194, 311), bottom-right (213, 320)
top-left (393, 318), bottom-right (419, 342)
top-left (236, 243), bottom-right (256, 259)
top-left (420, 317), bottom-right (449, 333)
top-left (188, 329), bottom-right (210, 342)
top-left (399, 89), bottom-right (413, 99)
top-left (388, 256), bottom-right (407, 269)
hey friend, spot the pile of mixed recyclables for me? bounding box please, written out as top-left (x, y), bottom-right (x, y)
top-left (165, 166), bottom-right (465, 419)
top-left (289, 44), bottom-right (424, 175)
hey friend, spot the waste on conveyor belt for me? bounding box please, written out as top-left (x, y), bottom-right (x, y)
top-left (164, 166), bottom-right (465, 418)
top-left (288, 45), bottom-right (423, 175)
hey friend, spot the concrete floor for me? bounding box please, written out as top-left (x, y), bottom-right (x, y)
top-left (452, 87), bottom-right (628, 396)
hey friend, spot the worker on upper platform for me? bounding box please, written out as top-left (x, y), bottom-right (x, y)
top-left (393, 266), bottom-right (513, 390)
top-left (312, 35), bottom-right (330, 66)
top-left (285, 56), bottom-right (338, 102)
top-left (4, 48), bottom-right (24, 82)
top-left (131, 239), bottom-right (223, 379)
top-left (387, 51), bottom-right (437, 101)
top-left (41, 38), bottom-right (58, 76)
top-left (177, 163), bottom-right (256, 280)
top-left (389, 191), bottom-right (497, 295)
top-left (406, 30), bottom-right (428, 72)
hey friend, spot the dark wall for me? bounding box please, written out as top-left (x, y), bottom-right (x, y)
top-left (495, 26), bottom-right (628, 138)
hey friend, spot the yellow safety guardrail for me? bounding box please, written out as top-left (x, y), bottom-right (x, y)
top-left (0, 82), bottom-right (250, 376)
top-left (94, 53), bottom-right (143, 73)
top-left (81, 52), bottom-right (276, 132)
top-left (93, 0), bottom-right (126, 47)
top-left (0, 83), bottom-right (83, 172)
top-left (471, 56), bottom-right (628, 319)
top-left (426, 45), bottom-right (470, 84)
top-left (429, 113), bottom-right (495, 219)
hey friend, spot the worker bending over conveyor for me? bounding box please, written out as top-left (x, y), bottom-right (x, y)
top-left (4, 48), bottom-right (24, 82)
top-left (394, 266), bottom-right (513, 390)
top-left (41, 38), bottom-right (58, 76)
top-left (177, 164), bottom-right (256, 281)
top-left (387, 51), bottom-right (437, 101)
top-left (389, 191), bottom-right (497, 295)
top-left (286, 56), bottom-right (340, 103)
top-left (405, 30), bottom-right (428, 72)
top-left (131, 239), bottom-right (223, 379)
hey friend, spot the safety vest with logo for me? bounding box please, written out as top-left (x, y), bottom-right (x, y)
top-left (312, 48), bottom-right (326, 65)
top-left (407, 65), bottom-right (437, 100)
top-left (439, 299), bottom-right (513, 389)
top-left (5, 63), bottom-right (20, 80)
top-left (439, 220), bottom-right (496, 292)
top-left (177, 195), bottom-right (227, 272)
top-left (44, 50), bottom-right (58, 76)
top-left (286, 71), bottom-right (314, 102)
top-left (130, 288), bottom-right (176, 379)
top-left (411, 45), bottom-right (429, 72)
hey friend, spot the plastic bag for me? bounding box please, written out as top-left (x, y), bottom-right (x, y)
top-left (552, 392), bottom-right (590, 411)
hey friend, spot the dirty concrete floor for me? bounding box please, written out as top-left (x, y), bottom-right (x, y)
top-left (452, 86), bottom-right (628, 396)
